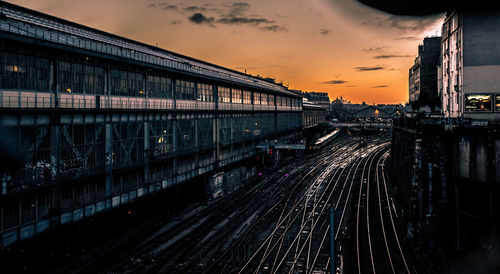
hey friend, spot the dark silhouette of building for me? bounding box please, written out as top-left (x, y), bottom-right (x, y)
top-left (409, 37), bottom-right (442, 112)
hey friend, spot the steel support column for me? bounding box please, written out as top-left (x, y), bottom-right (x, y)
top-left (195, 117), bottom-right (199, 172)
top-left (172, 118), bottom-right (178, 177)
top-left (49, 118), bottom-right (61, 226)
top-left (144, 119), bottom-right (150, 185)
top-left (105, 121), bottom-right (113, 198)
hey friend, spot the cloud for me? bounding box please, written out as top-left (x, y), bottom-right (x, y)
top-left (322, 80), bottom-right (348, 85)
top-left (373, 85), bottom-right (388, 88)
top-left (185, 6), bottom-right (207, 13)
top-left (374, 54), bottom-right (411, 59)
top-left (355, 66), bottom-right (385, 71)
top-left (227, 2), bottom-right (251, 16)
top-left (216, 3), bottom-right (275, 27)
top-left (158, 2), bottom-right (177, 11)
top-left (259, 25), bottom-right (288, 32)
top-left (394, 36), bottom-right (420, 40)
top-left (189, 13), bottom-right (215, 26)
top-left (217, 17), bottom-right (273, 25)
top-left (362, 14), bottom-right (443, 33)
top-left (345, 85), bottom-right (357, 87)
top-left (171, 19), bottom-right (181, 25)
top-left (148, 2), bottom-right (177, 11)
top-left (362, 47), bottom-right (388, 53)
top-left (183, 3), bottom-right (287, 32)
top-left (319, 28), bottom-right (330, 35)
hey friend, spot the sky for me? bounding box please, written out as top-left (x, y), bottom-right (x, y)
top-left (7, 0), bottom-right (444, 104)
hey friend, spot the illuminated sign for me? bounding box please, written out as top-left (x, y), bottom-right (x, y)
top-left (496, 95), bottom-right (500, 112)
top-left (465, 94), bottom-right (491, 111)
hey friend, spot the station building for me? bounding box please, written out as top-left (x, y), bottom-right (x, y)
top-left (0, 2), bottom-right (303, 246)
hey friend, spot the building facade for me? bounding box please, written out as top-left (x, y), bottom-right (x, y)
top-left (0, 2), bottom-right (303, 246)
top-left (441, 10), bottom-right (500, 119)
top-left (301, 91), bottom-right (331, 111)
top-left (408, 37), bottom-right (441, 111)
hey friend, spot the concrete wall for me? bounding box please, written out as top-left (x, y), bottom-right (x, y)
top-left (391, 118), bottom-right (500, 269)
top-left (463, 65), bottom-right (500, 92)
top-left (463, 11), bottom-right (500, 67)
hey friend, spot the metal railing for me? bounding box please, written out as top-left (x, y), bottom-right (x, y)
top-left (1, 92), bottom-right (304, 112)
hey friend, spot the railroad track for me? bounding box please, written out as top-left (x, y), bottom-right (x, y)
top-left (49, 133), bottom-right (406, 274)
top-left (236, 137), bottom-right (391, 273)
top-left (354, 144), bottom-right (413, 274)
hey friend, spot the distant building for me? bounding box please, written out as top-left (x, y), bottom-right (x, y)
top-left (302, 91), bottom-right (331, 110)
top-left (440, 10), bottom-right (500, 119)
top-left (408, 37), bottom-right (441, 111)
top-left (330, 98), bottom-right (403, 120)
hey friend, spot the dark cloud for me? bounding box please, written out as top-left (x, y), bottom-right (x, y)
top-left (355, 66), bottom-right (385, 71)
top-left (217, 3), bottom-right (275, 27)
top-left (158, 2), bottom-right (177, 11)
top-left (394, 36), bottom-right (420, 40)
top-left (217, 17), bottom-right (273, 25)
top-left (182, 3), bottom-right (286, 32)
top-left (362, 14), bottom-right (443, 33)
top-left (227, 2), bottom-right (251, 16)
top-left (189, 13), bottom-right (215, 26)
top-left (275, 14), bottom-right (289, 19)
top-left (185, 6), bottom-right (207, 13)
top-left (373, 85), bottom-right (388, 88)
top-left (171, 19), bottom-right (181, 25)
top-left (322, 80), bottom-right (348, 85)
top-left (149, 2), bottom-right (177, 11)
top-left (319, 28), bottom-right (330, 35)
top-left (362, 47), bottom-right (388, 53)
top-left (259, 25), bottom-right (288, 32)
top-left (374, 54), bottom-right (411, 59)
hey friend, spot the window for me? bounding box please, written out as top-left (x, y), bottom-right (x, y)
top-left (175, 79), bottom-right (195, 100)
top-left (218, 86), bottom-right (231, 103)
top-left (0, 52), bottom-right (50, 92)
top-left (59, 61), bottom-right (104, 94)
top-left (197, 83), bottom-right (213, 102)
top-left (243, 90), bottom-right (252, 104)
top-left (232, 88), bottom-right (242, 104)
top-left (147, 74), bottom-right (172, 98)
top-left (261, 93), bottom-right (268, 105)
top-left (277, 96), bottom-right (283, 106)
top-left (465, 94), bottom-right (492, 112)
top-left (111, 69), bottom-right (143, 96)
top-left (268, 94), bottom-right (275, 106)
top-left (254, 92), bottom-right (261, 105)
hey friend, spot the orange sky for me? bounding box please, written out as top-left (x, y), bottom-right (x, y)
top-left (7, 0), bottom-right (444, 104)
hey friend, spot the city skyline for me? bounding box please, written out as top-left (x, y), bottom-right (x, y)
top-left (7, 0), bottom-right (444, 104)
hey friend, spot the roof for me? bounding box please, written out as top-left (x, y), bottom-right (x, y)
top-left (0, 1), bottom-right (300, 98)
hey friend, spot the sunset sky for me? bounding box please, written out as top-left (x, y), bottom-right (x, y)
top-left (8, 0), bottom-right (445, 104)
